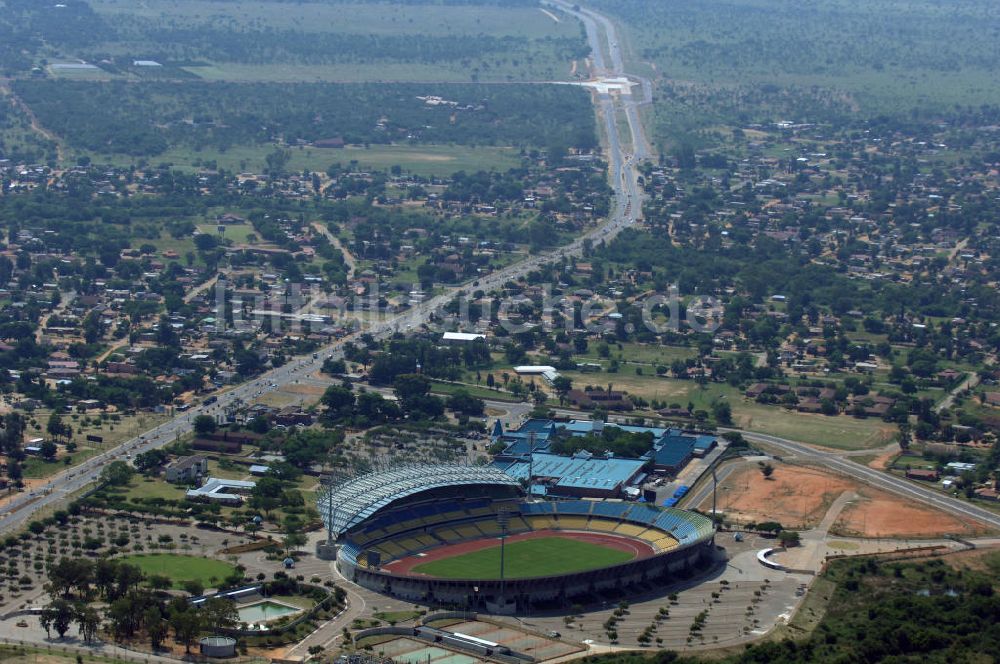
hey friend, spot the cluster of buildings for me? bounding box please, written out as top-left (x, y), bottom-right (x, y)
top-left (489, 418), bottom-right (718, 499)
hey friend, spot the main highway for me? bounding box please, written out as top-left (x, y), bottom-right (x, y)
top-left (0, 1), bottom-right (649, 534)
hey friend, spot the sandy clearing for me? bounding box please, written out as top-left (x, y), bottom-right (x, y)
top-left (833, 486), bottom-right (990, 538)
top-left (704, 463), bottom-right (853, 530)
top-left (700, 461), bottom-right (993, 537)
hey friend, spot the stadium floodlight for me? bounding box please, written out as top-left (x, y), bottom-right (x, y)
top-left (496, 504), bottom-right (517, 610)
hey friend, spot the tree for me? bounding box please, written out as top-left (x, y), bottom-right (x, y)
top-left (82, 311), bottom-right (102, 344)
top-left (42, 599), bottom-right (75, 638)
top-left (778, 530), bottom-right (801, 547)
top-left (284, 531), bottom-right (307, 555)
top-left (107, 598), bottom-right (139, 640)
top-left (134, 448), bottom-right (168, 474)
top-left (201, 597), bottom-right (239, 633)
top-left (721, 431), bottom-right (747, 448)
top-left (393, 373), bottom-right (431, 403)
top-left (113, 562), bottom-right (144, 601)
top-left (250, 476), bottom-right (284, 515)
top-left (47, 558), bottom-right (94, 599)
top-left (759, 462), bottom-right (774, 479)
top-left (100, 460), bottom-right (133, 487)
top-left (193, 415), bottom-right (217, 436)
top-left (711, 401), bottom-right (732, 425)
top-left (40, 440), bottom-right (58, 461)
top-left (393, 373), bottom-right (443, 419)
top-left (147, 574), bottom-right (172, 590)
top-left (321, 357), bottom-right (347, 375)
top-left (447, 390), bottom-right (485, 417)
top-left (182, 579), bottom-right (205, 597)
top-left (321, 385), bottom-right (355, 415)
top-left (194, 233), bottom-right (219, 252)
top-left (76, 604), bottom-right (101, 643)
top-left (145, 606), bottom-right (169, 650)
top-left (552, 375), bottom-right (573, 404)
top-left (47, 412), bottom-right (69, 440)
top-left (169, 608), bottom-right (203, 653)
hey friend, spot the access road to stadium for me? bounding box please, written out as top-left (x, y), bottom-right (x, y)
top-left (0, 0), bottom-right (648, 537)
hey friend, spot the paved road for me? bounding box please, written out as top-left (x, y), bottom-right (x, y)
top-left (34, 289), bottom-right (75, 344)
top-left (935, 367), bottom-right (986, 413)
top-left (736, 430), bottom-right (1000, 531)
top-left (312, 221), bottom-right (358, 279)
top-left (559, 0), bottom-right (654, 160)
top-left (0, 2), bottom-right (648, 536)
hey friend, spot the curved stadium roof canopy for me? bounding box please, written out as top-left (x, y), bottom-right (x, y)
top-left (318, 463), bottom-right (520, 537)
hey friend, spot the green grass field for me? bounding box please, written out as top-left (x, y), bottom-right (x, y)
top-left (91, 0), bottom-right (578, 40)
top-left (89, 0), bottom-right (579, 83)
top-left (119, 553), bottom-right (236, 589)
top-left (78, 143), bottom-right (522, 177)
top-left (410, 536), bottom-right (634, 579)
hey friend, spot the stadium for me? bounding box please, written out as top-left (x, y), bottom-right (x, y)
top-left (317, 464), bottom-right (716, 613)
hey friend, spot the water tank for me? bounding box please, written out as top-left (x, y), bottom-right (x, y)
top-left (200, 636), bottom-right (237, 658)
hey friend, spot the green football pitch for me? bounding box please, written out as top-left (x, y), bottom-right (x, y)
top-left (410, 536), bottom-right (635, 579)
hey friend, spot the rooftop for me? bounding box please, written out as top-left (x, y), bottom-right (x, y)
top-left (318, 463), bottom-right (520, 537)
top-left (496, 453), bottom-right (645, 491)
top-left (186, 477), bottom-right (256, 501)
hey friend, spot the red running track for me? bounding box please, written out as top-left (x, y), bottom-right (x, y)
top-left (381, 529), bottom-right (656, 577)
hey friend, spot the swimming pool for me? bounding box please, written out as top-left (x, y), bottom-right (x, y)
top-left (237, 600), bottom-right (301, 623)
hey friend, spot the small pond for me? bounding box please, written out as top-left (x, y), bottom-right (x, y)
top-left (237, 600), bottom-right (301, 623)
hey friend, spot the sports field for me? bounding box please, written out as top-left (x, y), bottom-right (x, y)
top-left (410, 536), bottom-right (635, 579)
top-left (119, 553), bottom-right (236, 589)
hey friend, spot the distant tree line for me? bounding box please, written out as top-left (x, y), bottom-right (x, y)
top-left (14, 81), bottom-right (597, 157)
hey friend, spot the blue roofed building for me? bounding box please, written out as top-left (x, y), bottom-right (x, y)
top-left (490, 419), bottom-right (556, 459)
top-left (491, 418), bottom-right (718, 477)
top-left (648, 432), bottom-right (718, 472)
top-left (494, 452), bottom-right (647, 499)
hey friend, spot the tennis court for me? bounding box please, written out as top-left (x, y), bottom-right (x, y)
top-left (444, 620), bottom-right (582, 660)
top-left (373, 637), bottom-right (484, 664)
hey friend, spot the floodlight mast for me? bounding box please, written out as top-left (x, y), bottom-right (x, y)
top-left (497, 506), bottom-right (513, 609)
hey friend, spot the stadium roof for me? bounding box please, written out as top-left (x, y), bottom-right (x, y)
top-left (318, 464), bottom-right (520, 537)
top-left (497, 453), bottom-right (645, 492)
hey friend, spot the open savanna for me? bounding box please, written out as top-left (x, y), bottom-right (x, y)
top-left (601, 0), bottom-right (1000, 117)
top-left (91, 0), bottom-right (578, 40)
top-left (184, 53), bottom-right (574, 84)
top-left (81, 144), bottom-right (522, 178)
top-left (579, 341), bottom-right (698, 367)
top-left (89, 0), bottom-right (581, 82)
